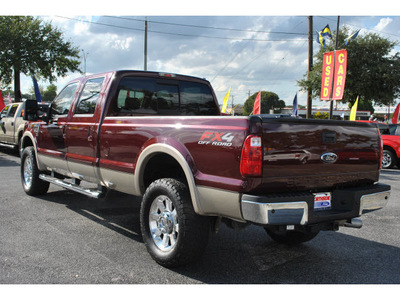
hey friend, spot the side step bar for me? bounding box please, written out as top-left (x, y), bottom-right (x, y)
top-left (39, 174), bottom-right (107, 199)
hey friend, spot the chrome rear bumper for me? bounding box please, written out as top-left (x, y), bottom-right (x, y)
top-left (241, 183), bottom-right (390, 225)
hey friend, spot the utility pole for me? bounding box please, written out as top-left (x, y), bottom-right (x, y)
top-left (144, 17), bottom-right (148, 71)
top-left (307, 16), bottom-right (313, 119)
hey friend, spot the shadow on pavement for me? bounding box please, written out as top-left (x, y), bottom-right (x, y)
top-left (36, 187), bottom-right (400, 284)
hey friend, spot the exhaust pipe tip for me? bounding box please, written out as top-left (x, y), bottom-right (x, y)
top-left (344, 218), bottom-right (363, 229)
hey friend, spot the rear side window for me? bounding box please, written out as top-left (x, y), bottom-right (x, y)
top-left (107, 76), bottom-right (218, 116)
top-left (8, 104), bottom-right (19, 117)
top-left (52, 82), bottom-right (80, 116)
top-left (112, 77), bottom-right (156, 115)
top-left (180, 82), bottom-right (218, 116)
top-left (156, 84), bottom-right (179, 115)
top-left (75, 77), bottom-right (105, 115)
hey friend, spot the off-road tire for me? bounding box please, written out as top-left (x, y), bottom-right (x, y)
top-left (20, 146), bottom-right (49, 196)
top-left (140, 178), bottom-right (210, 268)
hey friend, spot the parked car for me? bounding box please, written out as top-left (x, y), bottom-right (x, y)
top-left (389, 124), bottom-right (400, 136)
top-left (0, 101), bottom-right (48, 153)
top-left (357, 120), bottom-right (400, 169)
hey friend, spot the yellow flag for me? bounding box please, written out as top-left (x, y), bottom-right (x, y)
top-left (221, 87), bottom-right (231, 113)
top-left (350, 96), bottom-right (359, 121)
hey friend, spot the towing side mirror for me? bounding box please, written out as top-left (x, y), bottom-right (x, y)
top-left (23, 99), bottom-right (39, 121)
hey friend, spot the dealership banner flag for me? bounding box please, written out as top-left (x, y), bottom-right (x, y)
top-left (221, 87), bottom-right (231, 113)
top-left (292, 93), bottom-right (298, 117)
top-left (332, 49), bottom-right (347, 100)
top-left (320, 51), bottom-right (334, 100)
top-left (392, 102), bottom-right (400, 124)
top-left (252, 91), bottom-right (261, 115)
top-left (350, 96), bottom-right (359, 121)
top-left (0, 90), bottom-right (5, 111)
top-left (31, 76), bottom-right (42, 102)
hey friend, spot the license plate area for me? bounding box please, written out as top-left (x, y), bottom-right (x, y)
top-left (314, 192), bottom-right (332, 211)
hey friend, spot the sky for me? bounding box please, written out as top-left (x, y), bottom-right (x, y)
top-left (7, 1), bottom-right (400, 109)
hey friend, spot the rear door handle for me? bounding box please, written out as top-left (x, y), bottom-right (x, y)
top-left (88, 126), bottom-right (93, 142)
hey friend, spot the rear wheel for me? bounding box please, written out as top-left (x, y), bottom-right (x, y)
top-left (265, 226), bottom-right (319, 245)
top-left (382, 149), bottom-right (397, 169)
top-left (140, 178), bottom-right (210, 268)
top-left (20, 146), bottom-right (49, 195)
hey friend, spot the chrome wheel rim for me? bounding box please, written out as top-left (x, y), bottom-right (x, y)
top-left (23, 155), bottom-right (33, 188)
top-left (149, 195), bottom-right (179, 252)
top-left (382, 152), bottom-right (391, 168)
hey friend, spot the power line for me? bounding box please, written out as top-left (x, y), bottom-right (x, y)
top-left (55, 16), bottom-right (308, 43)
top-left (316, 16), bottom-right (400, 39)
top-left (103, 15), bottom-right (308, 36)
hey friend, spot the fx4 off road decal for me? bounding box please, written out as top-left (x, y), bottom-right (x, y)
top-left (198, 131), bottom-right (234, 147)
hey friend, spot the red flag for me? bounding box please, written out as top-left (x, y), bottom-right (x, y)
top-left (0, 90), bottom-right (5, 111)
top-left (320, 51), bottom-right (334, 100)
top-left (252, 91), bottom-right (261, 115)
top-left (392, 102), bottom-right (400, 124)
top-left (332, 49), bottom-right (347, 100)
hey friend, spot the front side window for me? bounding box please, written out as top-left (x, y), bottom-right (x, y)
top-left (52, 82), bottom-right (80, 116)
top-left (1, 105), bottom-right (10, 118)
top-left (75, 77), bottom-right (105, 115)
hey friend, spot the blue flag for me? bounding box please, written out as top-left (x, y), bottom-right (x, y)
top-left (292, 93), bottom-right (298, 117)
top-left (31, 76), bottom-right (42, 102)
top-left (316, 25), bottom-right (332, 50)
top-left (345, 29), bottom-right (360, 46)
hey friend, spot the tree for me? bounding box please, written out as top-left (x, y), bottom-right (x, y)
top-left (298, 26), bottom-right (400, 108)
top-left (243, 91), bottom-right (286, 115)
top-left (0, 16), bottom-right (81, 102)
top-left (42, 84), bottom-right (58, 102)
top-left (28, 83), bottom-right (57, 102)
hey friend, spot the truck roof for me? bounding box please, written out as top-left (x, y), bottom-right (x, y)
top-left (69, 70), bottom-right (211, 85)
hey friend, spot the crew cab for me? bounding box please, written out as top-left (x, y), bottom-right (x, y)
top-left (0, 101), bottom-right (48, 153)
top-left (20, 70), bottom-right (390, 267)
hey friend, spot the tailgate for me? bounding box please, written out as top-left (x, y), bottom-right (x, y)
top-left (259, 117), bottom-right (381, 192)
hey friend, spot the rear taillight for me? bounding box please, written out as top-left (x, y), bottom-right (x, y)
top-left (240, 135), bottom-right (262, 177)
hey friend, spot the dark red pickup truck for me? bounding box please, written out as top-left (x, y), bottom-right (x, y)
top-left (20, 70), bottom-right (390, 267)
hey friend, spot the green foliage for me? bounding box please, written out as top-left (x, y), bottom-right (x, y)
top-left (243, 91), bottom-right (285, 115)
top-left (312, 111), bottom-right (329, 119)
top-left (298, 26), bottom-right (400, 107)
top-left (0, 16), bottom-right (81, 100)
top-left (42, 84), bottom-right (58, 102)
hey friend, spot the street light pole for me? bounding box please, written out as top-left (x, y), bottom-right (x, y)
top-left (81, 50), bottom-right (89, 76)
top-left (144, 17), bottom-right (148, 71)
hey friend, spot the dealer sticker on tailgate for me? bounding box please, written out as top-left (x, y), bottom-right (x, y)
top-left (314, 192), bottom-right (332, 211)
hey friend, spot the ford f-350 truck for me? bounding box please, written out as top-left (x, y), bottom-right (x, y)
top-left (20, 70), bottom-right (390, 267)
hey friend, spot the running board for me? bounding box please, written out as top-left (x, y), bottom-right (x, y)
top-left (0, 142), bottom-right (16, 149)
top-left (39, 174), bottom-right (106, 199)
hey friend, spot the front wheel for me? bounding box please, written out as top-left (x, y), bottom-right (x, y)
top-left (20, 146), bottom-right (49, 196)
top-left (140, 178), bottom-right (210, 268)
top-left (265, 226), bottom-right (319, 245)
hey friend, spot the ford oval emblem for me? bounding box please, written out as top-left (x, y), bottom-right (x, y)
top-left (321, 152), bottom-right (338, 163)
